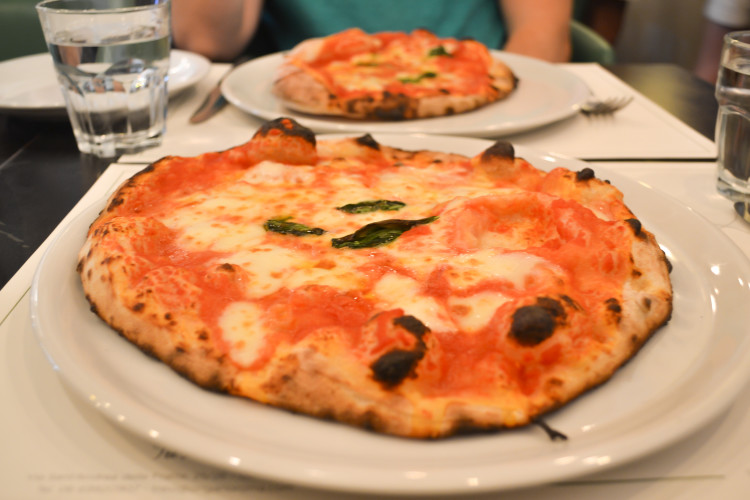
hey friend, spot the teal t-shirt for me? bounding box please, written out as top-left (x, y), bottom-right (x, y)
top-left (253, 0), bottom-right (507, 54)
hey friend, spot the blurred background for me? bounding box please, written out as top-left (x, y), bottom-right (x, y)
top-left (0, 0), bottom-right (745, 83)
top-left (613, 0), bottom-right (708, 69)
top-left (579, 0), bottom-right (709, 71)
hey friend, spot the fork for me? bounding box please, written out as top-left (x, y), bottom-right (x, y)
top-left (735, 202), bottom-right (750, 224)
top-left (579, 96), bottom-right (633, 116)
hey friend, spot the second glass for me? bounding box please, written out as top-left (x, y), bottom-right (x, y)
top-left (716, 30), bottom-right (750, 210)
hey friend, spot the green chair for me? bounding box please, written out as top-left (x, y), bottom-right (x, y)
top-left (0, 0), bottom-right (48, 61)
top-left (570, 19), bottom-right (616, 64)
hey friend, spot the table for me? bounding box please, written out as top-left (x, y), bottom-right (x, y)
top-left (4, 60), bottom-right (750, 500)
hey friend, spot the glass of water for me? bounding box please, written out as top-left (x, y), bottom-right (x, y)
top-left (716, 31), bottom-right (750, 217)
top-left (36, 0), bottom-right (171, 158)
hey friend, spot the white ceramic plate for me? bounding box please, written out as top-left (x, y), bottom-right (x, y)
top-left (30, 135), bottom-right (750, 495)
top-left (221, 52), bottom-right (590, 137)
top-left (0, 50), bottom-right (210, 118)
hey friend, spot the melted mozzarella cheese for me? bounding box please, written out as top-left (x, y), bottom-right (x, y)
top-left (229, 246), bottom-right (311, 298)
top-left (162, 194), bottom-right (263, 251)
top-left (445, 250), bottom-right (559, 290)
top-left (377, 165), bottom-right (492, 203)
top-left (178, 219), bottom-right (266, 252)
top-left (379, 250), bottom-right (560, 333)
top-left (373, 273), bottom-right (455, 332)
top-left (285, 262), bottom-right (368, 291)
top-left (220, 301), bottom-right (266, 366)
top-left (241, 160), bottom-right (317, 186)
top-left (449, 291), bottom-right (509, 333)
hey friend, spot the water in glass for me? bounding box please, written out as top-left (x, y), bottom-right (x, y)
top-left (47, 26), bottom-right (169, 157)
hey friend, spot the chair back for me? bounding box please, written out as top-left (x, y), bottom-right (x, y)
top-left (0, 5), bottom-right (617, 65)
top-left (0, 0), bottom-right (47, 61)
top-left (571, 19), bottom-right (616, 64)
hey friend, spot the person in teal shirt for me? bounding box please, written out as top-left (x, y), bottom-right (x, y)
top-left (172, 0), bottom-right (572, 62)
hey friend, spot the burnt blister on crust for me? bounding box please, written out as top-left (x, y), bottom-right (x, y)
top-left (104, 163), bottom-right (163, 213)
top-left (253, 117), bottom-right (316, 146)
top-left (664, 254), bottom-right (673, 273)
top-left (355, 133), bottom-right (381, 150)
top-left (605, 297), bottom-right (622, 323)
top-left (371, 350), bottom-right (424, 388)
top-left (372, 92), bottom-right (411, 120)
top-left (217, 262), bottom-right (237, 272)
top-left (129, 163), bottom-right (156, 181)
top-left (371, 315), bottom-right (429, 388)
top-left (481, 140), bottom-right (515, 162)
top-left (510, 297), bottom-right (566, 346)
top-left (624, 218), bottom-right (643, 238)
top-left (106, 196), bottom-right (125, 212)
top-left (575, 167), bottom-right (595, 181)
top-left (393, 315), bottom-right (429, 339)
top-left (559, 294), bottom-right (581, 311)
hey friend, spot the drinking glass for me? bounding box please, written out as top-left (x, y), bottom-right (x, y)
top-left (36, 0), bottom-right (171, 158)
top-left (716, 31), bottom-right (750, 217)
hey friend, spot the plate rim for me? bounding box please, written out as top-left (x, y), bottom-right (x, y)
top-left (221, 51), bottom-right (590, 137)
top-left (167, 49), bottom-right (212, 96)
top-left (0, 49), bottom-right (210, 116)
top-left (29, 135), bottom-right (750, 495)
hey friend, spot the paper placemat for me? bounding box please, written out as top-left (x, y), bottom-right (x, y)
top-left (120, 63), bottom-right (717, 163)
top-left (506, 64), bottom-right (718, 160)
top-left (2, 160), bottom-right (749, 499)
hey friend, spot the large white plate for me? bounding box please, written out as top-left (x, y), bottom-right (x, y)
top-left (30, 135), bottom-right (750, 495)
top-left (0, 49), bottom-right (210, 118)
top-left (221, 52), bottom-right (590, 137)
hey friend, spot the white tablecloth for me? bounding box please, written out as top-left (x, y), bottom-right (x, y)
top-left (119, 63), bottom-right (717, 163)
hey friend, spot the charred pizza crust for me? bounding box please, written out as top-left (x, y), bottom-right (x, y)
top-left (271, 28), bottom-right (518, 120)
top-left (78, 117), bottom-right (672, 438)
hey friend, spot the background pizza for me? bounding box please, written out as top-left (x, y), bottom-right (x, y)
top-left (272, 28), bottom-right (517, 120)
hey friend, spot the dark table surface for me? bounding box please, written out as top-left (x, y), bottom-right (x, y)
top-left (0, 63), bottom-right (719, 289)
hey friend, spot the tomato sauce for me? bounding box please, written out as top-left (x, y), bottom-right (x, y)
top-left (114, 156), bottom-right (246, 217)
top-left (263, 285), bottom-right (374, 345)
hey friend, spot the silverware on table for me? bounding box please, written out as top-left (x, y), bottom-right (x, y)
top-left (735, 202), bottom-right (750, 224)
top-left (189, 57), bottom-right (249, 124)
top-left (189, 80), bottom-right (228, 123)
top-left (579, 95), bottom-right (633, 116)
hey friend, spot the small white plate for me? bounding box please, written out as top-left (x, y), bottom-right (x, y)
top-left (30, 136), bottom-right (750, 495)
top-left (221, 52), bottom-right (590, 137)
top-left (0, 49), bottom-right (210, 118)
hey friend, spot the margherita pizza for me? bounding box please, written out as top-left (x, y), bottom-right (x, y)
top-left (78, 117), bottom-right (672, 439)
top-left (271, 28), bottom-right (517, 120)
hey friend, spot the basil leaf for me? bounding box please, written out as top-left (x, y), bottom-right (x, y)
top-left (264, 218), bottom-right (326, 236)
top-left (336, 200), bottom-right (406, 214)
top-left (332, 216), bottom-right (438, 249)
top-left (428, 46), bottom-right (451, 57)
top-left (397, 71), bottom-right (438, 84)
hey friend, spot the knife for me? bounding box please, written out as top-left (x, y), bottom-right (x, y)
top-left (189, 81), bottom-right (228, 124)
top-left (189, 56), bottom-right (248, 124)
